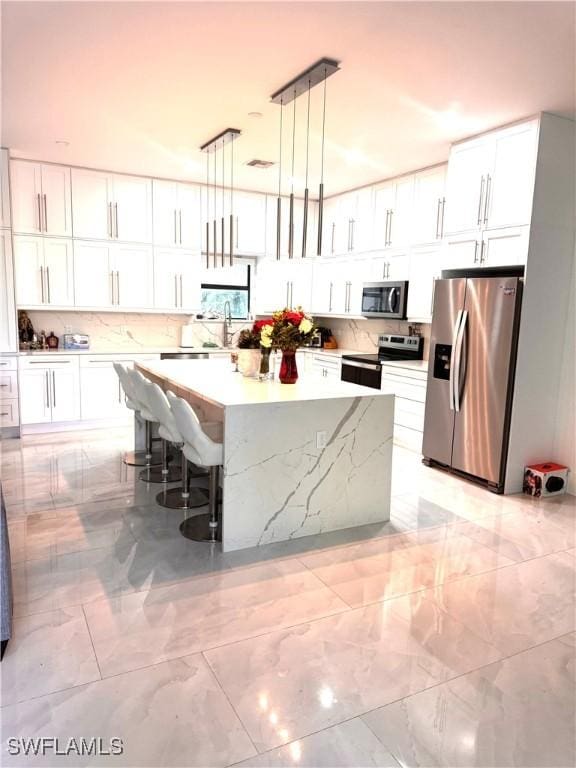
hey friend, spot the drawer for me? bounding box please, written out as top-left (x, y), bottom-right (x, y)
top-left (393, 424), bottom-right (423, 453)
top-left (19, 355), bottom-right (79, 369)
top-left (394, 406), bottom-right (425, 432)
top-left (385, 380), bottom-right (426, 403)
top-left (0, 356), bottom-right (17, 371)
top-left (381, 364), bottom-right (428, 382)
top-left (312, 355), bottom-right (341, 370)
top-left (0, 369), bottom-right (18, 397)
top-left (79, 354), bottom-right (160, 368)
top-left (0, 399), bottom-right (19, 428)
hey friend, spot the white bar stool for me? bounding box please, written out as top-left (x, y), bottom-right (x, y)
top-left (113, 363), bottom-right (162, 468)
top-left (126, 368), bottom-right (170, 479)
top-left (145, 381), bottom-right (209, 510)
top-left (167, 392), bottom-right (224, 543)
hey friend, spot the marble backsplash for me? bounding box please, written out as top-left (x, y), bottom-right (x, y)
top-left (318, 317), bottom-right (431, 359)
top-left (23, 311), bottom-right (249, 351)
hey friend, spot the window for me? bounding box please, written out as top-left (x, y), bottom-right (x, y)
top-left (200, 284), bottom-right (249, 319)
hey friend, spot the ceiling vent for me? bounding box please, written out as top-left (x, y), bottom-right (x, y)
top-left (246, 159), bottom-right (275, 169)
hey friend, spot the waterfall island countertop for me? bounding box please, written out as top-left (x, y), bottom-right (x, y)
top-left (136, 359), bottom-right (395, 552)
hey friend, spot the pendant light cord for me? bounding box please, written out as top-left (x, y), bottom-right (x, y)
top-left (291, 89), bottom-right (296, 194)
top-left (320, 68), bottom-right (327, 184)
top-left (278, 98), bottom-right (283, 197)
top-left (305, 79), bottom-right (311, 189)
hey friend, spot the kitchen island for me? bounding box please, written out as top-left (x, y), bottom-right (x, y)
top-left (136, 359), bottom-right (395, 552)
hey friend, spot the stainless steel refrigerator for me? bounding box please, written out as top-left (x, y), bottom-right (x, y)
top-left (422, 273), bottom-right (523, 493)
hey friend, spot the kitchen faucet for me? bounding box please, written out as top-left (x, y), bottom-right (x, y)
top-left (223, 301), bottom-right (234, 347)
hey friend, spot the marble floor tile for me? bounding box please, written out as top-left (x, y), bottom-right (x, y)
top-left (1, 606), bottom-right (100, 705)
top-left (456, 507), bottom-right (575, 562)
top-left (205, 596), bottom-right (502, 752)
top-left (362, 633), bottom-right (576, 768)
top-left (424, 551), bottom-right (576, 656)
top-left (301, 532), bottom-right (514, 608)
top-left (2, 654), bottom-right (256, 767)
top-left (234, 718), bottom-right (399, 767)
top-left (84, 559), bottom-right (348, 677)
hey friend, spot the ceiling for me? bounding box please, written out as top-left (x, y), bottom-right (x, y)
top-left (2, 1), bottom-right (575, 197)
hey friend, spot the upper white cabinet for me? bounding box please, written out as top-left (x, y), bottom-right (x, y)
top-left (1, 149), bottom-right (10, 228)
top-left (320, 188), bottom-right (373, 257)
top-left (442, 226), bottom-right (529, 270)
top-left (412, 165), bottom-right (447, 244)
top-left (153, 248), bottom-right (201, 311)
top-left (444, 119), bottom-right (538, 235)
top-left (73, 240), bottom-right (153, 309)
top-left (234, 191), bottom-right (267, 256)
top-left (13, 235), bottom-right (74, 307)
top-left (152, 180), bottom-right (201, 250)
top-left (11, 161), bottom-right (72, 237)
top-left (0, 231), bottom-right (17, 351)
top-left (406, 245), bottom-right (442, 322)
top-left (71, 168), bottom-right (152, 243)
top-left (373, 175), bottom-right (414, 249)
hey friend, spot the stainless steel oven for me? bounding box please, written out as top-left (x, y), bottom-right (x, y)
top-left (361, 281), bottom-right (408, 319)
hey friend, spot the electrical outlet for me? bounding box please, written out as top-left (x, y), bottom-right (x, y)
top-left (64, 325), bottom-right (72, 334)
top-left (316, 430), bottom-right (327, 450)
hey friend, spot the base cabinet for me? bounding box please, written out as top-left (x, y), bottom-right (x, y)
top-left (19, 357), bottom-right (80, 424)
top-left (382, 364), bottom-right (427, 453)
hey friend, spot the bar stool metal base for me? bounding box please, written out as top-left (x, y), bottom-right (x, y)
top-left (123, 450), bottom-right (163, 467)
top-left (179, 513), bottom-right (220, 542)
top-left (139, 465), bottom-right (182, 483)
top-left (156, 486), bottom-right (208, 510)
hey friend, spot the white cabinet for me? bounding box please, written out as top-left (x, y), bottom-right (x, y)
top-left (442, 226), bottom-right (529, 270)
top-left (11, 161), bottom-right (72, 237)
top-left (311, 257), bottom-right (368, 316)
top-left (370, 250), bottom-right (410, 281)
top-left (0, 231), bottom-right (17, 352)
top-left (255, 258), bottom-right (312, 313)
top-left (153, 180), bottom-right (201, 249)
top-left (320, 189), bottom-right (373, 257)
top-left (153, 248), bottom-right (201, 311)
top-left (311, 353), bottom-right (341, 380)
top-left (1, 149), bottom-right (10, 228)
top-left (444, 119), bottom-right (538, 235)
top-left (13, 235), bottom-right (74, 307)
top-left (412, 165), bottom-right (447, 243)
top-left (0, 355), bottom-right (19, 429)
top-left (406, 246), bottom-right (442, 322)
top-left (233, 192), bottom-right (266, 256)
top-left (265, 195), bottom-right (315, 259)
top-left (73, 240), bottom-right (153, 309)
top-left (373, 175), bottom-right (414, 249)
top-left (441, 233), bottom-right (481, 269)
top-left (19, 356), bottom-right (80, 424)
top-left (71, 168), bottom-right (152, 243)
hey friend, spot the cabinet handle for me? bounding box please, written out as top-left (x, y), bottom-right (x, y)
top-left (436, 199), bottom-right (442, 239)
top-left (110, 271), bottom-right (115, 304)
top-left (179, 274), bottom-right (183, 307)
top-left (174, 210), bottom-right (178, 244)
top-left (387, 210), bottom-right (393, 246)
top-left (0, 413), bottom-right (8, 417)
top-left (480, 240), bottom-right (486, 264)
top-left (235, 216), bottom-right (239, 249)
top-left (483, 175), bottom-right (491, 225)
top-left (52, 370), bottom-right (56, 407)
top-left (108, 203), bottom-right (113, 238)
top-left (37, 194), bottom-right (43, 232)
top-left (329, 282), bottom-right (333, 312)
top-left (45, 371), bottom-right (50, 408)
top-left (116, 271), bottom-right (120, 304)
top-left (440, 197), bottom-right (446, 238)
top-left (174, 275), bottom-right (178, 308)
top-left (46, 266), bottom-right (51, 304)
top-left (286, 282), bottom-right (290, 307)
top-left (179, 209), bottom-right (183, 244)
top-left (473, 241), bottom-right (479, 263)
top-left (40, 266), bottom-right (45, 303)
top-left (350, 219), bottom-right (355, 251)
top-left (331, 222), bottom-right (335, 254)
top-left (114, 203), bottom-right (119, 238)
top-left (43, 194), bottom-right (48, 233)
top-left (477, 176), bottom-right (485, 226)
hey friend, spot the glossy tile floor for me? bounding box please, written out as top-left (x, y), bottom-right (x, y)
top-left (1, 427), bottom-right (574, 767)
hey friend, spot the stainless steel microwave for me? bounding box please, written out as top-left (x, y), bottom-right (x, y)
top-left (361, 281), bottom-right (408, 319)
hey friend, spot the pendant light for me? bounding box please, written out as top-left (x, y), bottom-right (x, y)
top-left (288, 89), bottom-right (296, 259)
top-left (302, 79), bottom-right (311, 258)
top-left (205, 152), bottom-right (210, 269)
top-left (270, 58), bottom-right (340, 261)
top-left (213, 149), bottom-right (217, 268)
top-left (221, 138), bottom-right (225, 267)
top-left (229, 137), bottom-right (234, 266)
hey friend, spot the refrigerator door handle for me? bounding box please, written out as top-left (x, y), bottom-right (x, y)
top-left (453, 309), bottom-right (468, 413)
top-left (449, 309), bottom-right (464, 411)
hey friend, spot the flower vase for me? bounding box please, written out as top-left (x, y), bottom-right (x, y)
top-left (238, 349), bottom-right (262, 378)
top-left (259, 347), bottom-right (271, 380)
top-left (279, 350), bottom-right (298, 384)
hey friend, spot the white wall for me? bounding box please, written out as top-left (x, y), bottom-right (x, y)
top-left (553, 250), bottom-right (575, 493)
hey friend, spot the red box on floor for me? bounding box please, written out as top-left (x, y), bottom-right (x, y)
top-left (523, 462), bottom-right (569, 498)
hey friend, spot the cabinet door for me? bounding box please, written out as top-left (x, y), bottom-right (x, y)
top-left (113, 244), bottom-right (153, 308)
top-left (179, 253), bottom-right (201, 311)
top-left (443, 137), bottom-right (492, 234)
top-left (113, 174), bottom-right (152, 243)
top-left (50, 365), bottom-right (80, 422)
top-left (407, 246), bottom-right (442, 321)
top-left (480, 226), bottom-right (529, 268)
top-left (234, 192), bottom-right (266, 255)
top-left (0, 231), bottom-right (17, 352)
top-left (413, 165), bottom-right (447, 243)
top-left (41, 164), bottom-right (72, 237)
top-left (370, 250), bottom-right (410, 281)
top-left (73, 241), bottom-right (113, 307)
top-left (20, 368), bottom-right (51, 424)
top-left (441, 233), bottom-right (480, 269)
top-left (373, 182), bottom-right (395, 249)
top-left (1, 149), bottom-right (11, 228)
top-left (80, 365), bottom-right (126, 420)
top-left (177, 183), bottom-right (202, 250)
top-left (352, 187), bottom-right (374, 253)
top-left (152, 180), bottom-right (178, 247)
top-left (13, 235), bottom-right (45, 306)
top-left (11, 161), bottom-right (43, 234)
top-left (319, 197), bottom-right (340, 257)
top-left (289, 260), bottom-right (312, 309)
top-left (153, 248), bottom-right (183, 310)
top-left (389, 176), bottom-right (414, 248)
top-left (310, 260), bottom-right (333, 315)
top-left (43, 238), bottom-right (74, 306)
top-left (485, 121), bottom-right (538, 229)
top-left (71, 168), bottom-right (113, 240)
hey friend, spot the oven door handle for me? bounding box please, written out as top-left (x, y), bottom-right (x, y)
top-left (342, 359), bottom-right (382, 372)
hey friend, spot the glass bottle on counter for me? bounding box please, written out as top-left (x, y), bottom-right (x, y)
top-left (46, 331), bottom-right (59, 350)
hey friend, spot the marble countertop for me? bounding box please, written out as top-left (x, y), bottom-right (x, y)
top-left (16, 347), bottom-right (228, 356)
top-left (137, 359), bottom-right (394, 408)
